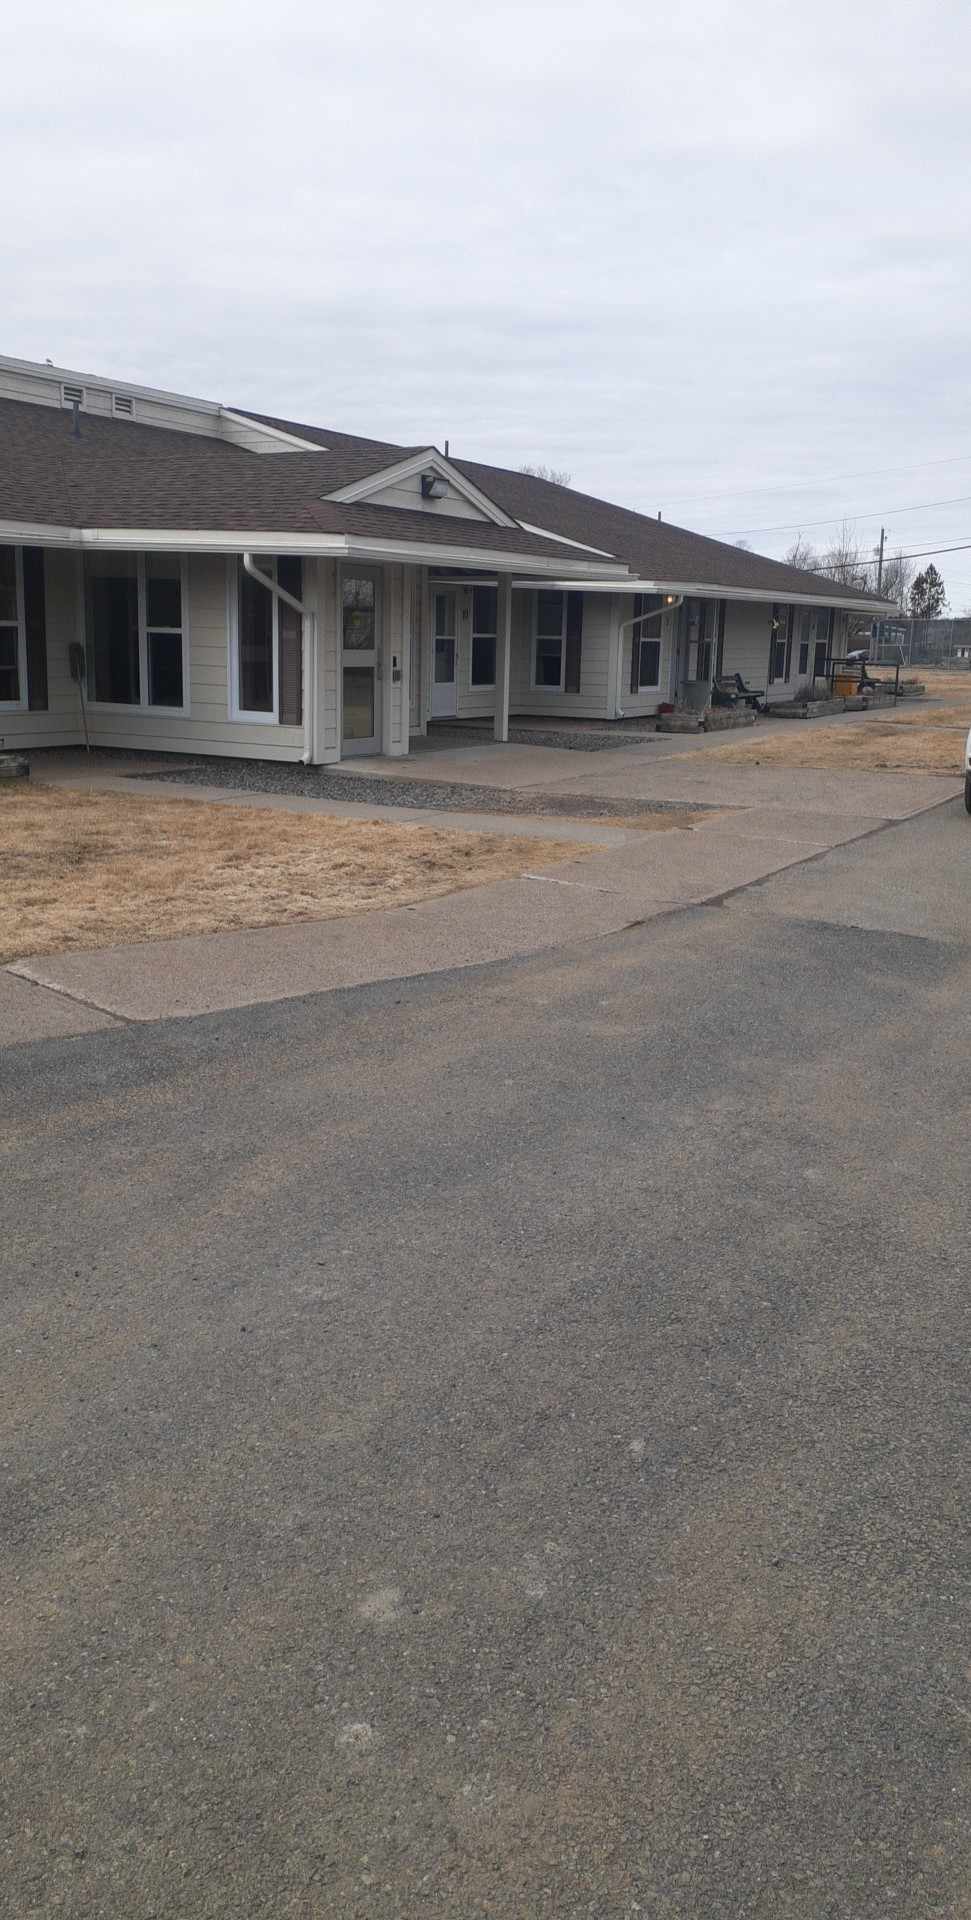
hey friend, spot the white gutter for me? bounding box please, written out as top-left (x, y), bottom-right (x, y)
top-left (242, 552), bottom-right (316, 765)
top-left (0, 522), bottom-right (623, 578)
top-left (512, 575), bottom-right (897, 615)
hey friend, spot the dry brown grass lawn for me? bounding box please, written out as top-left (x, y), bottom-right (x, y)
top-left (0, 782), bottom-right (588, 964)
top-left (700, 675), bottom-right (971, 775)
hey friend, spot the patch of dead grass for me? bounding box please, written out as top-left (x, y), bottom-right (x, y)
top-left (0, 783), bottom-right (588, 964)
top-left (699, 692), bottom-right (971, 775)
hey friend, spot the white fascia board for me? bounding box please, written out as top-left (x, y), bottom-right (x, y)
top-left (325, 449), bottom-right (519, 528)
top-left (511, 574), bottom-right (895, 613)
top-left (0, 353), bottom-right (221, 416)
top-left (0, 523), bottom-right (347, 554)
top-left (219, 408), bottom-right (325, 451)
top-left (0, 521), bottom-right (625, 576)
top-left (516, 522), bottom-right (616, 558)
top-left (340, 536), bottom-right (622, 575)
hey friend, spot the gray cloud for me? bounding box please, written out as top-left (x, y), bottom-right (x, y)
top-left (4, 0), bottom-right (971, 599)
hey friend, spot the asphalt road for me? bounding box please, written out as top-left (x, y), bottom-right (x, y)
top-left (3, 797), bottom-right (971, 1918)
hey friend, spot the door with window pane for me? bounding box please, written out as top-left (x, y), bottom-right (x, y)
top-left (431, 590), bottom-right (457, 716)
top-left (341, 567), bottom-right (381, 754)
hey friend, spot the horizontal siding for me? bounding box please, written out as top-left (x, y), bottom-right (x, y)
top-left (363, 474), bottom-right (489, 520)
top-left (721, 603), bottom-right (774, 694)
top-left (87, 554), bottom-right (305, 756)
top-left (0, 548), bottom-right (84, 749)
top-left (511, 590), bottom-right (613, 720)
top-left (618, 601), bottom-right (677, 715)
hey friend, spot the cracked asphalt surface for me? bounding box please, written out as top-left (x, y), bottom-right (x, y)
top-left (3, 798), bottom-right (971, 1917)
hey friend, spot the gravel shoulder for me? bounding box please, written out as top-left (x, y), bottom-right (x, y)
top-left (135, 755), bottom-right (718, 821)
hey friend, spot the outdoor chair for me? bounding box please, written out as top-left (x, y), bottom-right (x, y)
top-left (732, 673), bottom-right (765, 712)
top-left (710, 677), bottom-right (739, 707)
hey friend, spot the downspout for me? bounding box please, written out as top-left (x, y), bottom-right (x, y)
top-left (242, 552), bottom-right (316, 764)
top-left (615, 594), bottom-right (683, 717)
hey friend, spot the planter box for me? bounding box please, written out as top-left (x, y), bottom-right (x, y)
top-left (656, 712), bottom-right (704, 733)
top-left (703, 707), bottom-right (756, 731)
top-left (770, 697), bottom-right (846, 720)
top-left (656, 707), bottom-right (756, 734)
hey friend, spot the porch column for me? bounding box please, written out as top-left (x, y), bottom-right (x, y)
top-left (494, 574), bottom-right (512, 742)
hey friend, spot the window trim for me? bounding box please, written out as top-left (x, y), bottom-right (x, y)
top-left (84, 551), bottom-right (190, 715)
top-left (468, 584), bottom-right (498, 690)
top-left (0, 546), bottom-right (28, 711)
top-left (531, 589), bottom-right (567, 693)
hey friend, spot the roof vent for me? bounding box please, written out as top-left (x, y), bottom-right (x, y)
top-left (61, 382), bottom-right (85, 408)
top-left (112, 393), bottom-right (134, 417)
top-left (421, 470), bottom-right (448, 500)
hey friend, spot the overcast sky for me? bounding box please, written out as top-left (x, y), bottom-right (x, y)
top-left (5, 0), bottom-right (971, 602)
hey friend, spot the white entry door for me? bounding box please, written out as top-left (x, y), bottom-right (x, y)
top-left (431, 589), bottom-right (458, 717)
top-left (341, 566), bottom-right (381, 755)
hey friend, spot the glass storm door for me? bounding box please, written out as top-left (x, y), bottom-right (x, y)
top-left (341, 567), bottom-right (381, 754)
top-left (431, 589), bottom-right (458, 717)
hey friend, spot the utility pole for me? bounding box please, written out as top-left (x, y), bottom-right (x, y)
top-left (876, 526), bottom-right (886, 593)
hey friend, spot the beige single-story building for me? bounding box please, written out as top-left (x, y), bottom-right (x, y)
top-left (0, 354), bottom-right (894, 764)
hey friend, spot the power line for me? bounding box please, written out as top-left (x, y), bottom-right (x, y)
top-left (801, 538), bottom-right (971, 578)
top-left (719, 491), bottom-right (971, 538)
top-left (659, 448), bottom-right (971, 509)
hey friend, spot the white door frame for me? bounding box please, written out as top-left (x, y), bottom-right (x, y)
top-left (431, 586), bottom-right (458, 718)
top-left (340, 563), bottom-right (382, 755)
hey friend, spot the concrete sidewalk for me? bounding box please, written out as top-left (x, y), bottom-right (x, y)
top-left (4, 747), bottom-right (960, 1040)
top-left (4, 799), bottom-right (948, 1032)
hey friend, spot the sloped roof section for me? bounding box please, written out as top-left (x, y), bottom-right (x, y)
top-left (0, 400), bottom-right (603, 565)
top-left (0, 381), bottom-right (891, 606)
top-left (238, 407), bottom-right (888, 607)
top-left (453, 460), bottom-right (885, 606)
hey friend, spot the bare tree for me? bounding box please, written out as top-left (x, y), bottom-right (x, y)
top-left (519, 462), bottom-right (572, 487)
top-left (784, 526), bottom-right (913, 609)
top-left (879, 549), bottom-right (915, 610)
top-left (818, 523), bottom-right (870, 592)
top-left (783, 534), bottom-right (818, 571)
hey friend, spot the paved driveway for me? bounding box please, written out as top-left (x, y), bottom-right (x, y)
top-left (4, 800), bottom-right (971, 1917)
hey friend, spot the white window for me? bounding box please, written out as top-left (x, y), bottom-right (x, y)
top-left (533, 589), bottom-right (566, 690)
top-left (0, 546), bottom-right (27, 709)
top-left (83, 552), bottom-right (188, 711)
top-left (230, 557), bottom-right (304, 725)
top-left (470, 585), bottom-right (497, 688)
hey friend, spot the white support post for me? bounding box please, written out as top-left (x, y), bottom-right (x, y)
top-left (495, 574), bottom-right (512, 743)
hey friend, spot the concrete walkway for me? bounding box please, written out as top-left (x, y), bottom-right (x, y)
top-left (4, 748), bottom-right (961, 1033)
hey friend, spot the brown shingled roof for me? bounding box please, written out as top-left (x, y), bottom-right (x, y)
top-left (452, 459), bottom-right (886, 606)
top-left (2, 391), bottom-right (889, 606)
top-left (0, 401), bottom-right (606, 565)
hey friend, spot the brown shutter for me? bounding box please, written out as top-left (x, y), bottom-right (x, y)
top-left (715, 600), bottom-right (726, 678)
top-left (276, 556), bottom-right (303, 727)
top-left (23, 546), bottom-right (48, 711)
top-left (630, 594), bottom-right (643, 694)
top-left (564, 591), bottom-right (583, 694)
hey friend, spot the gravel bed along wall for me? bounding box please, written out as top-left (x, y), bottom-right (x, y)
top-left (136, 757), bottom-right (710, 821)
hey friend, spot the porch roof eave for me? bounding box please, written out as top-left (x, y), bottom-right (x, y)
top-left (511, 574), bottom-right (899, 615)
top-left (0, 518), bottom-right (630, 580)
